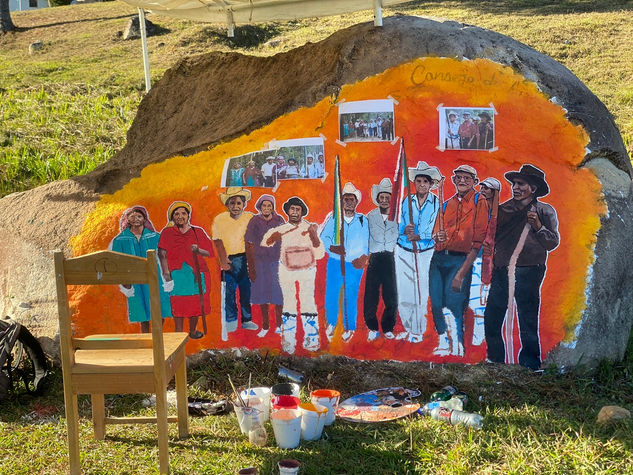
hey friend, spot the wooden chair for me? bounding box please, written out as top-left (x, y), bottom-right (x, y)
top-left (54, 249), bottom-right (189, 475)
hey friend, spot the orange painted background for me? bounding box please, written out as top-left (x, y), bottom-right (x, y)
top-left (70, 57), bottom-right (604, 364)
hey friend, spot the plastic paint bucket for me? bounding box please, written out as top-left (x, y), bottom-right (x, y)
top-left (299, 402), bottom-right (328, 441)
top-left (271, 409), bottom-right (302, 449)
top-left (272, 382), bottom-right (301, 398)
top-left (233, 396), bottom-right (264, 434)
top-left (240, 387), bottom-right (272, 422)
top-left (271, 395), bottom-right (301, 412)
top-left (310, 389), bottom-right (340, 425)
top-left (278, 459), bottom-right (301, 475)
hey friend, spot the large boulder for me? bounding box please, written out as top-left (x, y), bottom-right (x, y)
top-left (1, 15), bottom-right (630, 366)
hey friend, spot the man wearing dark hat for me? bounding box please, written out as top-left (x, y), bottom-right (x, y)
top-left (262, 196), bottom-right (324, 354)
top-left (484, 164), bottom-right (559, 370)
top-left (477, 112), bottom-right (494, 149)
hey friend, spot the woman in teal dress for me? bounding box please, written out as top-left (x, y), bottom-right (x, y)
top-left (110, 206), bottom-right (172, 332)
top-left (229, 161), bottom-right (244, 186)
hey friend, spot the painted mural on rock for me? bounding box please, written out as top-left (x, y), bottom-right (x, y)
top-left (70, 57), bottom-right (605, 369)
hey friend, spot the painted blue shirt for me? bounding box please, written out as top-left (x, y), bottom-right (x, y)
top-left (320, 213), bottom-right (370, 261)
top-left (397, 193), bottom-right (439, 251)
top-left (111, 228), bottom-right (172, 321)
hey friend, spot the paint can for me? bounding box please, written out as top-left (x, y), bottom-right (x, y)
top-left (310, 389), bottom-right (340, 425)
top-left (271, 395), bottom-right (301, 412)
top-left (278, 459), bottom-right (301, 475)
top-left (240, 387), bottom-right (272, 422)
top-left (278, 366), bottom-right (304, 383)
top-left (272, 382), bottom-right (301, 398)
top-left (233, 397), bottom-right (264, 434)
top-left (299, 402), bottom-right (328, 441)
top-left (271, 409), bottom-right (302, 449)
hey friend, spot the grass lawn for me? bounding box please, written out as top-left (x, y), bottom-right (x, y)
top-left (1, 1), bottom-right (633, 473)
top-left (1, 351), bottom-right (632, 474)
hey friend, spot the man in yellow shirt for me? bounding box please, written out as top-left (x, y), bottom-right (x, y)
top-left (212, 187), bottom-right (258, 336)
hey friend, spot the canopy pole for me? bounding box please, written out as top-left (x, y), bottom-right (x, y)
top-left (227, 10), bottom-right (235, 37)
top-left (138, 8), bottom-right (152, 93)
top-left (373, 0), bottom-right (383, 26)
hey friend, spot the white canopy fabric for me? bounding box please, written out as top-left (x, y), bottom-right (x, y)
top-left (121, 0), bottom-right (411, 25)
top-left (126, 0), bottom-right (411, 92)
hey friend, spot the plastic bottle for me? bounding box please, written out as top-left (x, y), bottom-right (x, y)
top-left (429, 407), bottom-right (483, 429)
top-left (419, 396), bottom-right (464, 415)
top-left (248, 412), bottom-right (268, 446)
top-left (429, 385), bottom-right (458, 402)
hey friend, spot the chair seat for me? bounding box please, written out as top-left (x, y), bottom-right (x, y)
top-left (73, 333), bottom-right (188, 374)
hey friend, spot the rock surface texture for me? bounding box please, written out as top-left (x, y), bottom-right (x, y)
top-left (0, 15), bottom-right (630, 364)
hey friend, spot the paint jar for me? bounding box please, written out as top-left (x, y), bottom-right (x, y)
top-left (278, 459), bottom-right (301, 475)
top-left (233, 397), bottom-right (264, 434)
top-left (310, 389), bottom-right (340, 425)
top-left (240, 387), bottom-right (272, 422)
top-left (271, 409), bottom-right (302, 449)
top-left (271, 395), bottom-right (301, 412)
top-left (272, 382), bottom-right (301, 398)
top-left (299, 402), bottom-right (328, 441)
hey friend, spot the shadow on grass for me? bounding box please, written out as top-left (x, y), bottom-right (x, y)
top-left (397, 0), bottom-right (633, 16)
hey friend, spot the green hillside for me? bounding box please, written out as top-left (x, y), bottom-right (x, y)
top-left (0, 0), bottom-right (632, 196)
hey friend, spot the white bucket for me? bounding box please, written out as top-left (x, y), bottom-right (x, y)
top-left (299, 402), bottom-right (328, 441)
top-left (240, 387), bottom-right (272, 422)
top-left (270, 408), bottom-right (302, 449)
top-left (233, 396), bottom-right (264, 434)
top-left (310, 389), bottom-right (340, 426)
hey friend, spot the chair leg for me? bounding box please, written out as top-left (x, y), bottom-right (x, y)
top-left (175, 360), bottom-right (189, 438)
top-left (64, 391), bottom-right (81, 475)
top-left (91, 394), bottom-right (106, 440)
top-left (155, 389), bottom-right (170, 474)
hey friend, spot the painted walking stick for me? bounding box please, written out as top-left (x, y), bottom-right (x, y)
top-left (333, 156), bottom-right (349, 331)
top-left (505, 210), bottom-right (533, 364)
top-left (400, 139), bottom-right (422, 304)
top-left (192, 248), bottom-right (208, 335)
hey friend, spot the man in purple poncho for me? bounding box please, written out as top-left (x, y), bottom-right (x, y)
top-left (245, 195), bottom-right (286, 338)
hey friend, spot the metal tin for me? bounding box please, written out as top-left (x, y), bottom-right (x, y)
top-left (278, 365), bottom-right (304, 383)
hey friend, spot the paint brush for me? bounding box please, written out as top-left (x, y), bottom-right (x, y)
top-left (227, 374), bottom-right (246, 407)
top-left (247, 372), bottom-right (252, 406)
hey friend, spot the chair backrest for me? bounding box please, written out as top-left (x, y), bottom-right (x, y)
top-left (54, 249), bottom-right (165, 370)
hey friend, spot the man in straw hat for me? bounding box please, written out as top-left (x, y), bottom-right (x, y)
top-left (212, 187), bottom-right (258, 336)
top-left (430, 164), bottom-right (489, 357)
top-left (364, 178), bottom-right (399, 341)
top-left (263, 196), bottom-right (324, 354)
top-left (395, 161), bottom-right (442, 344)
top-left (158, 201), bottom-right (214, 339)
top-left (484, 164), bottom-right (559, 370)
top-left (320, 182), bottom-right (370, 343)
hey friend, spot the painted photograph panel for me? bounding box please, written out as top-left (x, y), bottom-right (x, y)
top-left (439, 107), bottom-right (495, 151)
top-left (339, 99), bottom-right (395, 143)
top-left (268, 137), bottom-right (325, 181)
top-left (221, 150), bottom-right (280, 188)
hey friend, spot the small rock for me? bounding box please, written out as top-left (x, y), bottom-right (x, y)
top-left (597, 405), bottom-right (631, 424)
top-left (123, 17), bottom-right (160, 40)
top-left (29, 41), bottom-right (43, 54)
top-left (18, 302), bottom-right (33, 309)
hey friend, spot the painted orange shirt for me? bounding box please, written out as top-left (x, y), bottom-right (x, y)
top-left (434, 189), bottom-right (489, 253)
